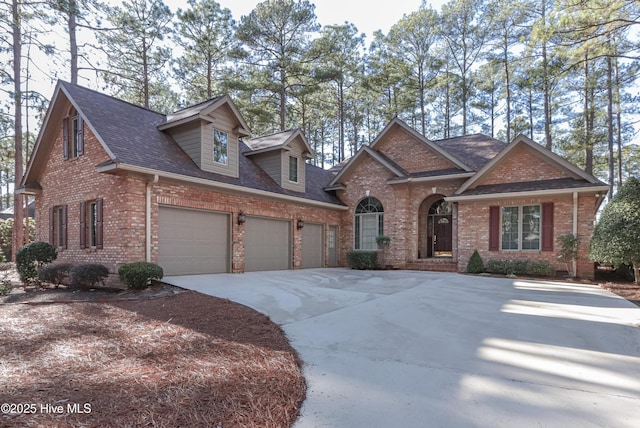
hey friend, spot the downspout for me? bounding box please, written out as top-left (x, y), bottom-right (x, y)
top-left (573, 192), bottom-right (578, 276)
top-left (146, 175), bottom-right (159, 262)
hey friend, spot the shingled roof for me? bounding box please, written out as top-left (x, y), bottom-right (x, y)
top-left (33, 82), bottom-right (343, 207)
top-left (431, 134), bottom-right (507, 171)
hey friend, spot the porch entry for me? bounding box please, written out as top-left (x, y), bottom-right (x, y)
top-left (419, 197), bottom-right (453, 259)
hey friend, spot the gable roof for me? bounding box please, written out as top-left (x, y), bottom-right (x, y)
top-left (454, 134), bottom-right (608, 196)
top-left (432, 134), bottom-right (507, 171)
top-left (159, 95), bottom-right (251, 136)
top-left (244, 128), bottom-right (313, 158)
top-left (370, 118), bottom-right (473, 172)
top-left (327, 145), bottom-right (407, 187)
top-left (21, 81), bottom-right (344, 208)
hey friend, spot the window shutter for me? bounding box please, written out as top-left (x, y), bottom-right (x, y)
top-left (49, 207), bottom-right (54, 245)
top-left (489, 206), bottom-right (500, 251)
top-left (96, 198), bottom-right (103, 249)
top-left (62, 205), bottom-right (68, 250)
top-left (79, 202), bottom-right (86, 249)
top-left (542, 202), bottom-right (554, 252)
top-left (62, 118), bottom-right (69, 160)
top-left (76, 115), bottom-right (84, 155)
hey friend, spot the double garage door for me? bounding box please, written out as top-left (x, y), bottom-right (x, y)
top-left (158, 206), bottom-right (324, 275)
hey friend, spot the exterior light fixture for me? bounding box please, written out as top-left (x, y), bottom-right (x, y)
top-left (238, 212), bottom-right (246, 225)
top-left (297, 219), bottom-right (305, 230)
top-left (365, 190), bottom-right (370, 197)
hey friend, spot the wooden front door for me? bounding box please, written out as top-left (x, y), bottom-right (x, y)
top-left (433, 215), bottom-right (452, 256)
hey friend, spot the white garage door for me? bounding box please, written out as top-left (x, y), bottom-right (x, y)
top-left (301, 223), bottom-right (324, 268)
top-left (245, 216), bottom-right (291, 272)
top-left (158, 206), bottom-right (230, 275)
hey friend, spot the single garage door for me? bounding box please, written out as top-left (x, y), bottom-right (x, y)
top-left (245, 216), bottom-right (290, 272)
top-left (301, 223), bottom-right (324, 268)
top-left (158, 206), bottom-right (230, 275)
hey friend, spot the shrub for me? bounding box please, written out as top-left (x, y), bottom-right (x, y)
top-left (70, 264), bottom-right (110, 289)
top-left (16, 241), bottom-right (57, 285)
top-left (557, 233), bottom-right (579, 277)
top-left (346, 251), bottom-right (378, 270)
top-left (0, 280), bottom-right (12, 296)
top-left (38, 263), bottom-right (74, 287)
top-left (118, 262), bottom-right (163, 289)
top-left (485, 259), bottom-right (553, 277)
top-left (466, 250), bottom-right (485, 274)
top-left (0, 217), bottom-right (36, 261)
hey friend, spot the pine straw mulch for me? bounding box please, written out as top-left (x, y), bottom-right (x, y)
top-left (0, 286), bottom-right (306, 428)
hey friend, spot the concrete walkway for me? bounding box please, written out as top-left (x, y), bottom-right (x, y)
top-left (164, 269), bottom-right (640, 427)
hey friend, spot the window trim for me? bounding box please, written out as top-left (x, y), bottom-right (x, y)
top-left (213, 129), bottom-right (229, 165)
top-left (500, 204), bottom-right (541, 251)
top-left (49, 205), bottom-right (67, 249)
top-left (288, 155), bottom-right (299, 183)
top-left (63, 110), bottom-right (83, 160)
top-left (80, 198), bottom-right (103, 249)
top-left (354, 197), bottom-right (384, 250)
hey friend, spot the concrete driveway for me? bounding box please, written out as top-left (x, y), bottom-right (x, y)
top-left (164, 269), bottom-right (640, 427)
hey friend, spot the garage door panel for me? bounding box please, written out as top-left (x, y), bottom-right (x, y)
top-left (301, 223), bottom-right (324, 268)
top-left (158, 207), bottom-right (230, 275)
top-left (245, 217), bottom-right (290, 272)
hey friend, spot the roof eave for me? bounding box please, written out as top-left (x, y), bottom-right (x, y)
top-left (388, 172), bottom-right (476, 185)
top-left (96, 162), bottom-right (347, 211)
top-left (445, 185), bottom-right (610, 202)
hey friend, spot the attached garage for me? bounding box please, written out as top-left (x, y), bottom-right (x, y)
top-left (158, 206), bottom-right (230, 275)
top-left (301, 223), bottom-right (324, 268)
top-left (245, 216), bottom-right (291, 272)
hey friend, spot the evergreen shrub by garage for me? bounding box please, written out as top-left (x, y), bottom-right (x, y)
top-left (118, 262), bottom-right (163, 289)
top-left (16, 241), bottom-right (57, 285)
top-left (485, 259), bottom-right (552, 276)
top-left (347, 251), bottom-right (378, 270)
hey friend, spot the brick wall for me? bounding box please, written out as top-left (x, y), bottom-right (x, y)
top-left (373, 125), bottom-right (456, 173)
top-left (457, 194), bottom-right (597, 278)
top-left (478, 145), bottom-right (570, 186)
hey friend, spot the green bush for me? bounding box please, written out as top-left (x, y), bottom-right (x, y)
top-left (485, 259), bottom-right (553, 277)
top-left (38, 263), bottom-right (74, 287)
top-left (0, 218), bottom-right (36, 261)
top-left (70, 264), bottom-right (110, 289)
top-left (0, 280), bottom-right (12, 296)
top-left (466, 250), bottom-right (485, 274)
top-left (118, 262), bottom-right (163, 289)
top-left (346, 251), bottom-right (378, 270)
top-left (16, 241), bottom-right (57, 285)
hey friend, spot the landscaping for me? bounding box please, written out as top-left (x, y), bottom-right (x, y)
top-left (0, 277), bottom-right (306, 427)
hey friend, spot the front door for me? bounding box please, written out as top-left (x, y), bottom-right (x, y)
top-left (433, 215), bottom-right (452, 257)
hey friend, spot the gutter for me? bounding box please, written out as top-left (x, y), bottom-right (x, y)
top-left (96, 162), bottom-right (348, 211)
top-left (387, 172), bottom-right (475, 185)
top-left (445, 185), bottom-right (610, 202)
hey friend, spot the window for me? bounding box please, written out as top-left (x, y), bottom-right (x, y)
top-left (80, 199), bottom-right (103, 249)
top-left (501, 205), bottom-right (540, 250)
top-left (289, 156), bottom-right (298, 182)
top-left (213, 129), bottom-right (228, 164)
top-left (63, 109), bottom-right (83, 160)
top-left (49, 205), bottom-right (67, 249)
top-left (354, 197), bottom-right (384, 250)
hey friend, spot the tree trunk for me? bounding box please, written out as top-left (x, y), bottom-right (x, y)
top-left (633, 260), bottom-right (639, 285)
top-left (607, 54), bottom-right (614, 198)
top-left (584, 54), bottom-right (593, 175)
top-left (69, 0), bottom-right (78, 85)
top-left (504, 34), bottom-right (511, 143)
top-left (614, 56), bottom-right (623, 188)
top-left (542, 1), bottom-right (552, 150)
top-left (12, 0), bottom-right (24, 261)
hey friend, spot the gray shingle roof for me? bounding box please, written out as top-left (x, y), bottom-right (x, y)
top-left (458, 178), bottom-right (605, 196)
top-left (432, 134), bottom-right (507, 171)
top-left (62, 82), bottom-right (343, 206)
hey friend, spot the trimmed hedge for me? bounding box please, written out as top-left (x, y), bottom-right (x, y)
top-left (118, 262), bottom-right (163, 289)
top-left (38, 263), bottom-right (74, 287)
top-left (346, 251), bottom-right (378, 270)
top-left (485, 259), bottom-right (553, 276)
top-left (16, 241), bottom-right (57, 285)
top-left (70, 264), bottom-right (110, 289)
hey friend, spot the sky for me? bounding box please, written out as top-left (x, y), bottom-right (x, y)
top-left (180, 0), bottom-right (444, 41)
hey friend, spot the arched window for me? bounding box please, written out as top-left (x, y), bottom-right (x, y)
top-left (354, 197), bottom-right (384, 250)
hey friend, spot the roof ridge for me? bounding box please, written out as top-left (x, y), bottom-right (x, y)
top-left (170, 95), bottom-right (225, 114)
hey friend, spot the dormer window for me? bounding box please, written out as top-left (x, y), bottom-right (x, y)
top-left (289, 155), bottom-right (298, 182)
top-left (63, 108), bottom-right (84, 160)
top-left (213, 129), bottom-right (228, 164)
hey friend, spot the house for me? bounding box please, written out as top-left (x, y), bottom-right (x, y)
top-left (19, 81), bottom-right (609, 279)
top-left (0, 198), bottom-right (35, 220)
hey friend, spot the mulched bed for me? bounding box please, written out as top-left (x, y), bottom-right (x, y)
top-left (0, 286), bottom-right (306, 427)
